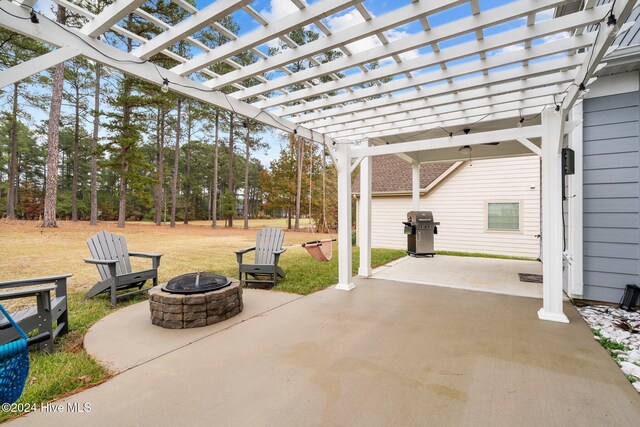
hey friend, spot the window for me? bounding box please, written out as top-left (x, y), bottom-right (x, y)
top-left (487, 202), bottom-right (520, 231)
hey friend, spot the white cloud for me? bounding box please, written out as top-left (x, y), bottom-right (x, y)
top-left (261, 0), bottom-right (300, 22)
top-left (324, 8), bottom-right (416, 64)
top-left (260, 1), bottom-right (416, 72)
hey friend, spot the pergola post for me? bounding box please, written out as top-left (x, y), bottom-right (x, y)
top-left (412, 162), bottom-right (420, 211)
top-left (358, 140), bottom-right (372, 277)
top-left (539, 108), bottom-right (569, 323)
top-left (568, 102), bottom-right (584, 298)
top-left (336, 141), bottom-right (355, 291)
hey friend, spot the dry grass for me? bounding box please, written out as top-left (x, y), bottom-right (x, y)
top-left (3, 219), bottom-right (391, 422)
top-left (0, 219), bottom-right (329, 296)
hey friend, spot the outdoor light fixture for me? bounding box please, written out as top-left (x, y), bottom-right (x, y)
top-left (463, 128), bottom-right (470, 135)
top-left (29, 9), bottom-right (41, 35)
top-left (293, 128), bottom-right (298, 135)
top-left (161, 78), bottom-right (169, 93)
top-left (607, 12), bottom-right (619, 36)
top-left (517, 117), bottom-right (525, 128)
top-left (242, 121), bottom-right (248, 129)
top-left (578, 82), bottom-right (590, 98)
top-left (555, 104), bottom-right (561, 112)
top-left (30, 10), bottom-right (39, 24)
top-left (458, 145), bottom-right (472, 154)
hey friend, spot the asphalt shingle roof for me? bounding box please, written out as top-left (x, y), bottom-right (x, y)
top-left (352, 155), bottom-right (455, 194)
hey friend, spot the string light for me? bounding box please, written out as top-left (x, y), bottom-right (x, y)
top-left (607, 12), bottom-right (619, 36)
top-left (29, 9), bottom-right (39, 24)
top-left (0, 2), bottom-right (617, 150)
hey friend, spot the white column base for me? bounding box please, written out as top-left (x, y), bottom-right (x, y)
top-left (537, 308), bottom-right (570, 324)
top-left (357, 267), bottom-right (372, 277)
top-left (335, 282), bottom-right (356, 291)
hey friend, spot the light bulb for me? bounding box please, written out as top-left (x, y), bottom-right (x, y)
top-left (30, 10), bottom-right (41, 35)
top-left (607, 13), bottom-right (619, 37)
top-left (161, 78), bottom-right (169, 93)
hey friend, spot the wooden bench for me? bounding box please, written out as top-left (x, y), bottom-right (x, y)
top-left (0, 274), bottom-right (70, 353)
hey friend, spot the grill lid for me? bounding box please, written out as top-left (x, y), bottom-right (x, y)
top-left (162, 272), bottom-right (231, 294)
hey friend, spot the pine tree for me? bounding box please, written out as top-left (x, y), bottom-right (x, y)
top-left (42, 6), bottom-right (67, 227)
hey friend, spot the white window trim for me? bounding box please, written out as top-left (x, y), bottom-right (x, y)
top-left (485, 200), bottom-right (523, 233)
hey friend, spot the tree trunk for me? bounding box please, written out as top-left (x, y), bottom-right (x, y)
top-left (6, 82), bottom-right (19, 219)
top-left (294, 136), bottom-right (303, 231)
top-left (170, 99), bottom-right (181, 228)
top-left (117, 36), bottom-right (133, 229)
top-left (42, 6), bottom-right (66, 228)
top-left (227, 112), bottom-right (235, 227)
top-left (183, 142), bottom-right (190, 224)
top-left (183, 105), bottom-right (191, 224)
top-left (71, 82), bottom-right (80, 221)
top-left (154, 109), bottom-right (164, 225)
top-left (243, 124), bottom-right (250, 230)
top-left (90, 63), bottom-right (100, 225)
top-left (211, 110), bottom-right (219, 228)
top-left (287, 209), bottom-right (292, 230)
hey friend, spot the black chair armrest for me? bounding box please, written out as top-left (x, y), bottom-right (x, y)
top-left (0, 274), bottom-right (72, 290)
top-left (273, 248), bottom-right (287, 255)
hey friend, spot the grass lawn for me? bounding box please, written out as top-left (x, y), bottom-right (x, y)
top-left (0, 220), bottom-right (404, 421)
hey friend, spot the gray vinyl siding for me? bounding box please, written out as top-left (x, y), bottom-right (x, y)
top-left (582, 91), bottom-right (640, 303)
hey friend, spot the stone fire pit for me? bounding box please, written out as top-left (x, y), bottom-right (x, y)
top-left (149, 278), bottom-right (243, 329)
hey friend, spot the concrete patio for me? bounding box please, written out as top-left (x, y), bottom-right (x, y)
top-left (11, 279), bottom-right (640, 426)
top-left (372, 255), bottom-right (544, 298)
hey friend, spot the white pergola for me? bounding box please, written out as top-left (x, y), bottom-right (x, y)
top-left (0, 0), bottom-right (636, 323)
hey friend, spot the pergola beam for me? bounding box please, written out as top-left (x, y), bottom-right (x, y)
top-left (256, 6), bottom-right (604, 110)
top-left (234, 0), bottom-right (566, 101)
top-left (131, 0), bottom-right (251, 59)
top-left (0, 2), bottom-right (327, 147)
top-left (0, 47), bottom-right (79, 89)
top-left (516, 137), bottom-right (542, 157)
top-left (207, 0), bottom-right (467, 91)
top-left (170, 0), bottom-right (362, 76)
top-left (302, 70), bottom-right (579, 128)
top-left (334, 103), bottom-right (553, 141)
top-left (319, 84), bottom-right (569, 135)
top-left (80, 0), bottom-right (145, 37)
top-left (350, 126), bottom-right (543, 158)
top-left (277, 35), bottom-right (591, 117)
top-left (561, 0), bottom-right (637, 112)
top-left (292, 54), bottom-right (585, 123)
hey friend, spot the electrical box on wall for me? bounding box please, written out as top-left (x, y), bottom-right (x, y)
top-left (562, 148), bottom-right (575, 175)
